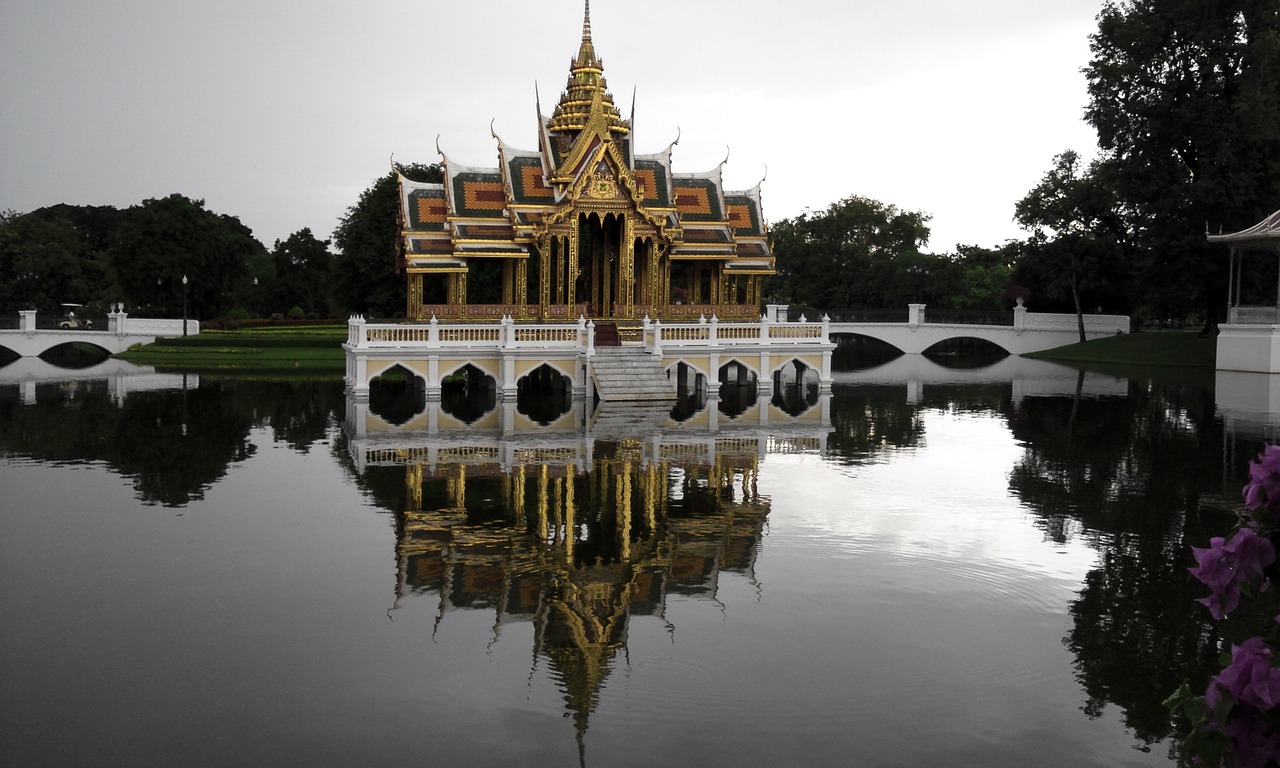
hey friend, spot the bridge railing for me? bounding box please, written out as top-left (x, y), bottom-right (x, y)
top-left (924, 309), bottom-right (1015, 326)
top-left (792, 307), bottom-right (908, 323)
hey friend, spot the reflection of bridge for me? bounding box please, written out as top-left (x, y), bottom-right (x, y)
top-left (833, 354), bottom-right (1128, 404)
top-left (0, 310), bottom-right (198, 357)
top-left (0, 356), bottom-right (198, 405)
top-left (821, 303), bottom-right (1129, 355)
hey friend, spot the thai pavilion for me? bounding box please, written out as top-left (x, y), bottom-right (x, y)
top-left (395, 2), bottom-right (775, 325)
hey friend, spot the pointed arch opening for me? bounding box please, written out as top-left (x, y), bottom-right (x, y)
top-left (368, 364), bottom-right (426, 427)
top-left (717, 360), bottom-right (758, 419)
top-left (517, 363), bottom-right (574, 425)
top-left (772, 359), bottom-right (820, 417)
top-left (441, 363), bottom-right (496, 424)
top-left (668, 361), bottom-right (707, 422)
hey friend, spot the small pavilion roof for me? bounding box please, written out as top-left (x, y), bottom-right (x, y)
top-left (1208, 208), bottom-right (1280, 250)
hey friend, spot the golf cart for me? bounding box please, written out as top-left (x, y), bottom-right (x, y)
top-left (58, 303), bottom-right (94, 330)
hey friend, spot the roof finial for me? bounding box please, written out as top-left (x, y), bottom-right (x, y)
top-left (583, 0), bottom-right (592, 43)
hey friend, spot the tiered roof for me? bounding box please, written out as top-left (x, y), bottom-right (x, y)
top-left (398, 1), bottom-right (773, 274)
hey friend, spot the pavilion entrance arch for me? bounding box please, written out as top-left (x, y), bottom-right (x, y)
top-left (771, 356), bottom-right (822, 416)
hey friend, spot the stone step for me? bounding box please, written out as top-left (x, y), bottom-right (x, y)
top-left (589, 348), bottom-right (676, 403)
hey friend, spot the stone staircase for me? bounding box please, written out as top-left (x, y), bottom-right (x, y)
top-left (588, 346), bottom-right (676, 403)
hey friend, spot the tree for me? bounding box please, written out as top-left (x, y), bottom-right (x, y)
top-left (767, 195), bottom-right (932, 309)
top-left (270, 228), bottom-right (333, 318)
top-left (1015, 150), bottom-right (1132, 339)
top-left (107, 194), bottom-right (265, 319)
top-left (0, 210), bottom-right (92, 315)
top-left (1082, 0), bottom-right (1280, 329)
top-left (332, 163), bottom-right (443, 317)
top-left (941, 243), bottom-right (1018, 311)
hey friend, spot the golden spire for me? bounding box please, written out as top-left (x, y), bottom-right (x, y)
top-left (548, 0), bottom-right (628, 138)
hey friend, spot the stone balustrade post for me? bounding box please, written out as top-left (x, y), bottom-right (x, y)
top-left (908, 303), bottom-right (925, 327)
top-left (18, 309), bottom-right (36, 332)
top-left (1013, 297), bottom-right (1027, 332)
top-left (428, 315), bottom-right (440, 345)
top-left (586, 319), bottom-right (596, 356)
top-left (710, 314), bottom-right (719, 345)
top-left (652, 319), bottom-right (663, 356)
top-left (760, 312), bottom-right (771, 344)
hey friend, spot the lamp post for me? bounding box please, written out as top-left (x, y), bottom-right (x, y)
top-left (182, 274), bottom-right (189, 336)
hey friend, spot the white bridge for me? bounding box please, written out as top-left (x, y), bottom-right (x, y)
top-left (0, 309), bottom-right (199, 357)
top-left (823, 302), bottom-right (1129, 355)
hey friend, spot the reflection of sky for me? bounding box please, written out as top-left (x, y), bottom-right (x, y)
top-left (3, 417), bottom-right (1165, 766)
top-left (767, 409), bottom-right (1099, 590)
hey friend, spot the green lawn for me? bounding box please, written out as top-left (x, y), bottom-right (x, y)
top-left (1024, 330), bottom-right (1216, 368)
top-left (115, 325), bottom-right (346, 376)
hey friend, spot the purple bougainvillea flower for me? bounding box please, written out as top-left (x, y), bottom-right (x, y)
top-left (1244, 445), bottom-right (1280, 511)
top-left (1223, 706), bottom-right (1280, 768)
top-left (1191, 536), bottom-right (1236, 590)
top-left (1213, 637), bottom-right (1280, 711)
top-left (1225, 528), bottom-right (1277, 583)
top-left (1190, 530), bottom-right (1275, 619)
top-left (1197, 582), bottom-right (1242, 621)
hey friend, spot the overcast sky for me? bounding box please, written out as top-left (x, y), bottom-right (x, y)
top-left (1, 0), bottom-right (1105, 254)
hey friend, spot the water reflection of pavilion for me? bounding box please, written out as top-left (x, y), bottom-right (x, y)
top-left (344, 401), bottom-right (828, 761)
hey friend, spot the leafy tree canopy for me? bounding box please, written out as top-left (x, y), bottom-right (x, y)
top-left (768, 195), bottom-right (932, 309)
top-left (332, 163), bottom-right (443, 317)
top-left (107, 194), bottom-right (264, 319)
top-left (1082, 0), bottom-right (1280, 323)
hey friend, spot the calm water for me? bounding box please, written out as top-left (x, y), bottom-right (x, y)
top-left (0, 354), bottom-right (1272, 766)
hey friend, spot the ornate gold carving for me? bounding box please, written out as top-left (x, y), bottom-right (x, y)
top-left (584, 164), bottom-right (622, 200)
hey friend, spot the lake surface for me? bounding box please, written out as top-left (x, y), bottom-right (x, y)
top-left (1, 353), bottom-right (1275, 766)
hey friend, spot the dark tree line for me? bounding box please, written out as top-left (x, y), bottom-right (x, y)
top-left (0, 163), bottom-right (444, 323)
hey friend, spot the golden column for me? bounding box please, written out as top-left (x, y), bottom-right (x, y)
top-left (567, 230), bottom-right (579, 310)
top-left (538, 237), bottom-right (552, 318)
top-left (622, 216), bottom-right (635, 317)
top-left (407, 273), bottom-right (424, 319)
top-left (515, 260), bottom-right (529, 319)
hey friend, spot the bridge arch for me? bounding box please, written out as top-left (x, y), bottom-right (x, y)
top-left (920, 336), bottom-right (1012, 364)
top-left (830, 331), bottom-right (907, 356)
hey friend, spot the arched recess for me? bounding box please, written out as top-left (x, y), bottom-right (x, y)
top-left (441, 363), bottom-right (496, 425)
top-left (717, 358), bottom-right (758, 419)
top-left (368, 363), bottom-right (426, 427)
top-left (921, 337), bottom-right (1009, 368)
top-left (38, 341), bottom-right (112, 369)
top-left (772, 357), bottom-right (821, 417)
top-left (831, 333), bottom-right (904, 371)
top-left (667, 361), bottom-right (707, 423)
top-left (517, 363), bottom-right (574, 425)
